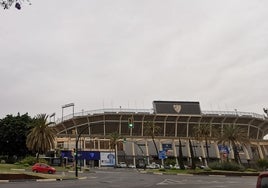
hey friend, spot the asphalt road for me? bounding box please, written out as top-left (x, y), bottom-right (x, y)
top-left (1, 168), bottom-right (258, 188)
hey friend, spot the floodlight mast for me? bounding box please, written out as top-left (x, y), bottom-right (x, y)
top-left (61, 103), bottom-right (75, 122)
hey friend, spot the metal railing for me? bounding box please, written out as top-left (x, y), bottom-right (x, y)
top-left (55, 108), bottom-right (266, 124)
top-left (55, 108), bottom-right (154, 124)
top-left (202, 110), bottom-right (265, 119)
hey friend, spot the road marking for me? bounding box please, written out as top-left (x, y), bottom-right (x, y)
top-left (157, 179), bottom-right (186, 185)
top-left (36, 179), bottom-right (57, 182)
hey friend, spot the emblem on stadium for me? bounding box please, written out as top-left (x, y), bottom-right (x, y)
top-left (173, 104), bottom-right (181, 113)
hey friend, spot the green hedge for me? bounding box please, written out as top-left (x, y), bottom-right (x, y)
top-left (208, 161), bottom-right (245, 171)
top-left (19, 156), bottom-right (48, 166)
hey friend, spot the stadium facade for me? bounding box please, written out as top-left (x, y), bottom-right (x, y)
top-left (53, 101), bottom-right (268, 167)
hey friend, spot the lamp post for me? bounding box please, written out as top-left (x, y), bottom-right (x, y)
top-left (61, 103), bottom-right (75, 122)
top-left (75, 125), bottom-right (89, 177)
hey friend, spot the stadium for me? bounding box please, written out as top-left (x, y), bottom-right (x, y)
top-left (53, 101), bottom-right (268, 168)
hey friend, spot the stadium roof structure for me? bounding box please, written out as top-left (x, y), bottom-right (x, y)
top-left (53, 101), bottom-right (268, 140)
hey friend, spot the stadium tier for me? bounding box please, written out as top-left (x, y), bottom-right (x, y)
top-left (53, 101), bottom-right (268, 167)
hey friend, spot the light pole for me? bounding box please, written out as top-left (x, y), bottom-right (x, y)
top-left (75, 125), bottom-right (90, 177)
top-left (61, 103), bottom-right (75, 122)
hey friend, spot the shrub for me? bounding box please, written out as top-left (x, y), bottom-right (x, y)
top-left (164, 158), bottom-right (176, 166)
top-left (19, 156), bottom-right (37, 165)
top-left (38, 158), bottom-right (48, 164)
top-left (203, 167), bottom-right (212, 171)
top-left (209, 161), bottom-right (245, 171)
top-left (256, 159), bottom-right (268, 171)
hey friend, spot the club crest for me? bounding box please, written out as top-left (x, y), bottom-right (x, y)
top-left (173, 104), bottom-right (182, 113)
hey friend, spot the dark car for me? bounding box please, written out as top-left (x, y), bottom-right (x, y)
top-left (256, 172), bottom-right (268, 188)
top-left (32, 163), bottom-right (56, 174)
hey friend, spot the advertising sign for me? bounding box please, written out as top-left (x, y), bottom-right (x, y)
top-left (100, 152), bottom-right (115, 166)
top-left (162, 144), bottom-right (172, 151)
top-left (218, 145), bottom-right (230, 154)
top-left (79, 151), bottom-right (100, 160)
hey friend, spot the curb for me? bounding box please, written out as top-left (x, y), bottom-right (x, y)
top-left (0, 177), bottom-right (86, 183)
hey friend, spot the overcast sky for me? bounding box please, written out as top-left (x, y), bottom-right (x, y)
top-left (0, 0), bottom-right (267, 119)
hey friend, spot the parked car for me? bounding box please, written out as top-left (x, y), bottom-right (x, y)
top-left (256, 171), bottom-right (268, 188)
top-left (117, 162), bottom-right (127, 168)
top-left (32, 163), bottom-right (56, 174)
top-left (147, 163), bottom-right (160, 169)
top-left (136, 163), bottom-right (146, 169)
top-left (174, 164), bottom-right (189, 169)
top-left (128, 164), bottom-right (136, 168)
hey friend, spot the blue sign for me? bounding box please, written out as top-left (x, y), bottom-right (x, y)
top-left (61, 150), bottom-right (100, 160)
top-left (61, 150), bottom-right (73, 158)
top-left (162, 144), bottom-right (172, 151)
top-left (158, 150), bottom-right (167, 159)
top-left (78, 151), bottom-right (100, 160)
top-left (218, 145), bottom-right (229, 154)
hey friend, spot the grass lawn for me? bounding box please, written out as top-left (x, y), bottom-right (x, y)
top-left (0, 163), bottom-right (30, 172)
top-left (0, 163), bottom-right (77, 180)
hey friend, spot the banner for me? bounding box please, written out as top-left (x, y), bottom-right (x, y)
top-left (100, 152), bottom-right (115, 166)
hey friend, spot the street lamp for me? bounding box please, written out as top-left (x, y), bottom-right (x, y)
top-left (61, 103), bottom-right (75, 122)
top-left (75, 125), bottom-right (89, 177)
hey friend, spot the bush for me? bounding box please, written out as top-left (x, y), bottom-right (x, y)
top-left (164, 158), bottom-right (176, 166)
top-left (38, 158), bottom-right (48, 164)
top-left (19, 156), bottom-right (36, 165)
top-left (257, 159), bottom-right (268, 171)
top-left (203, 167), bottom-right (212, 171)
top-left (209, 161), bottom-right (245, 171)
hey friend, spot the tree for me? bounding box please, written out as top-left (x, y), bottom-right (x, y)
top-left (193, 123), bottom-right (215, 165)
top-left (144, 121), bottom-right (160, 158)
top-left (26, 114), bottom-right (56, 161)
top-left (109, 131), bottom-right (122, 167)
top-left (178, 138), bottom-right (185, 170)
top-left (0, 113), bottom-right (32, 161)
top-left (217, 124), bottom-right (249, 164)
top-left (189, 139), bottom-right (196, 169)
top-left (1, 0), bottom-right (31, 9)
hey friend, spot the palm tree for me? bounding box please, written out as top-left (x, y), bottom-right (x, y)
top-left (109, 132), bottom-right (122, 167)
top-left (178, 138), bottom-right (185, 169)
top-left (26, 114), bottom-right (56, 161)
top-left (144, 121), bottom-right (160, 157)
top-left (193, 123), bottom-right (215, 165)
top-left (189, 139), bottom-right (196, 169)
top-left (217, 124), bottom-right (249, 164)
